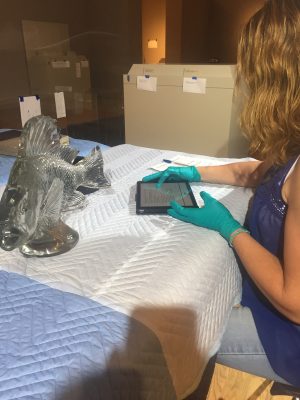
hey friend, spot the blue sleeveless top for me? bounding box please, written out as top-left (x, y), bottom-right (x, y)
top-left (241, 156), bottom-right (300, 386)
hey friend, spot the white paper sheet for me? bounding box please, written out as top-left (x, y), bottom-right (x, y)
top-left (171, 155), bottom-right (202, 166)
top-left (137, 75), bottom-right (157, 92)
top-left (150, 155), bottom-right (202, 171)
top-left (75, 62), bottom-right (81, 78)
top-left (183, 77), bottom-right (206, 94)
top-left (51, 60), bottom-right (70, 68)
top-left (54, 92), bottom-right (66, 119)
top-left (81, 60), bottom-right (89, 68)
top-left (19, 95), bottom-right (42, 127)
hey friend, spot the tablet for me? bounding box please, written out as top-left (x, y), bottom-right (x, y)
top-left (136, 181), bottom-right (198, 214)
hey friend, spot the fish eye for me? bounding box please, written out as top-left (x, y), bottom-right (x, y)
top-left (7, 187), bottom-right (22, 204)
top-left (21, 201), bottom-right (28, 213)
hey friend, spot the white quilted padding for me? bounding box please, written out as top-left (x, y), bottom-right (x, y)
top-left (0, 144), bottom-right (253, 399)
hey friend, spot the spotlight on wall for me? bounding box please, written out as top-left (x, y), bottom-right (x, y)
top-left (147, 39), bottom-right (158, 49)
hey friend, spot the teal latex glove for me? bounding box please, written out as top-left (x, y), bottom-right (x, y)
top-left (143, 166), bottom-right (201, 189)
top-left (168, 191), bottom-right (247, 243)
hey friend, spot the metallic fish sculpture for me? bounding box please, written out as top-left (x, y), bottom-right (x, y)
top-left (0, 115), bottom-right (110, 257)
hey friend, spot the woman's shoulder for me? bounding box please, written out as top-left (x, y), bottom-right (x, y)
top-left (282, 155), bottom-right (300, 205)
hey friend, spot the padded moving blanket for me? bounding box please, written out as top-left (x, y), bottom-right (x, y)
top-left (0, 144), bottom-right (253, 399)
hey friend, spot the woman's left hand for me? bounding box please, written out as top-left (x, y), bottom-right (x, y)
top-left (168, 191), bottom-right (244, 243)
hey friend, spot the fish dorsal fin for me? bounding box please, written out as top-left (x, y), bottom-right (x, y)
top-left (57, 146), bottom-right (79, 164)
top-left (38, 178), bottom-right (64, 229)
top-left (18, 115), bottom-right (61, 157)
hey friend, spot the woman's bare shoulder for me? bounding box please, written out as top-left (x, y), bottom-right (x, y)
top-left (284, 156), bottom-right (300, 205)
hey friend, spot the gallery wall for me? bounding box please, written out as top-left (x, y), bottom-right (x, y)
top-left (206, 0), bottom-right (265, 63)
top-left (141, 0), bottom-right (166, 64)
top-left (142, 0), bottom-right (264, 64)
top-left (180, 0), bottom-right (211, 63)
top-left (0, 0), bottom-right (88, 104)
top-left (0, 0), bottom-right (142, 129)
top-left (0, 0), bottom-right (265, 137)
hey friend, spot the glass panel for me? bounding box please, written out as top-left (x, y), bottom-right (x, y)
top-left (0, 0), bottom-right (142, 147)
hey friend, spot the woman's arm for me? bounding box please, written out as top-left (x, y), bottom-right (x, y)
top-left (232, 160), bottom-right (300, 323)
top-left (143, 160), bottom-right (268, 188)
top-left (198, 160), bottom-right (267, 188)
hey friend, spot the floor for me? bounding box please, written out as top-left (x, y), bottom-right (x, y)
top-left (206, 363), bottom-right (292, 400)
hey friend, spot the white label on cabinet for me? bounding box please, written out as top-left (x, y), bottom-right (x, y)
top-left (183, 77), bottom-right (206, 94)
top-left (137, 75), bottom-right (157, 92)
top-left (19, 95), bottom-right (41, 127)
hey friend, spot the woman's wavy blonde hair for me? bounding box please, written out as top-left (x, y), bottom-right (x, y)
top-left (236, 0), bottom-right (300, 164)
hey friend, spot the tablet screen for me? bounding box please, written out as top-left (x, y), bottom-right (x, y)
top-left (136, 181), bottom-right (198, 214)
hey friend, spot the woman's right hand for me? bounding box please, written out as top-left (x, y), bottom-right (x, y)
top-left (142, 166), bottom-right (201, 188)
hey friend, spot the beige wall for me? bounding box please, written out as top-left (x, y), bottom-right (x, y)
top-left (164, 0), bottom-right (264, 64)
top-left (142, 0), bottom-right (166, 64)
top-left (181, 0), bottom-right (210, 63)
top-left (165, 0), bottom-right (182, 64)
top-left (207, 0), bottom-right (264, 63)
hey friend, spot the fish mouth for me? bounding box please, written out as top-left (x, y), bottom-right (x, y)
top-left (0, 227), bottom-right (24, 251)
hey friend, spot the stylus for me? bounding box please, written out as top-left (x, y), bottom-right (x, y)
top-left (163, 159), bottom-right (189, 166)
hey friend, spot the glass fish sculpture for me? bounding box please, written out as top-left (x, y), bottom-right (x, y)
top-left (0, 115), bottom-right (110, 257)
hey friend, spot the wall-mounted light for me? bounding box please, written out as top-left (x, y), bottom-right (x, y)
top-left (147, 39), bottom-right (158, 49)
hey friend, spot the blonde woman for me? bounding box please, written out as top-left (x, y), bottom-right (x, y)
top-left (143, 0), bottom-right (300, 386)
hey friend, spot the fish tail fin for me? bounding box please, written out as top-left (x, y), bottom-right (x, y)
top-left (79, 146), bottom-right (110, 188)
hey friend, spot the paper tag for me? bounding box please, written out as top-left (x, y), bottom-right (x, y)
top-left (54, 92), bottom-right (66, 119)
top-left (55, 85), bottom-right (72, 92)
top-left (19, 96), bottom-right (41, 127)
top-left (150, 162), bottom-right (174, 172)
top-left (75, 62), bottom-right (81, 78)
top-left (170, 155), bottom-right (202, 166)
top-left (51, 60), bottom-right (70, 69)
top-left (183, 77), bottom-right (206, 94)
top-left (137, 75), bottom-right (157, 92)
top-left (80, 60), bottom-right (89, 68)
